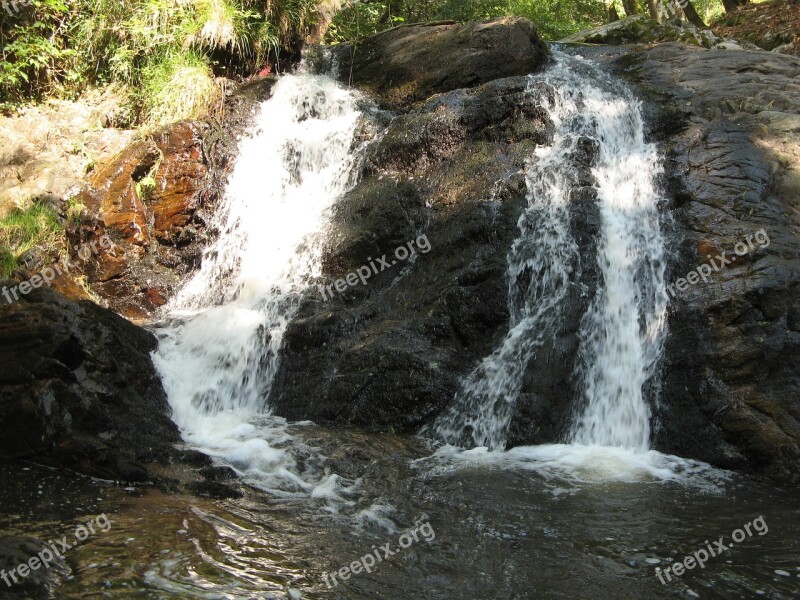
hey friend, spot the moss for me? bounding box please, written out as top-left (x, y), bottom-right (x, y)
top-left (135, 176), bottom-right (157, 203)
top-left (66, 198), bottom-right (88, 224)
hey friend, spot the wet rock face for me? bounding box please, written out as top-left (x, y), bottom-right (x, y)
top-left (270, 75), bottom-right (563, 433)
top-left (335, 17), bottom-right (550, 110)
top-left (277, 37), bottom-right (800, 485)
top-left (62, 78), bottom-right (276, 320)
top-left (73, 121), bottom-right (212, 320)
top-left (0, 286), bottom-right (180, 481)
top-left (609, 44), bottom-right (800, 483)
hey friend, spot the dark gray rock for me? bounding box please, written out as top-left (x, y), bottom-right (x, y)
top-left (199, 465), bottom-right (238, 481)
top-left (276, 41), bottom-right (800, 486)
top-left (185, 480), bottom-right (243, 500)
top-left (0, 536), bottom-right (70, 599)
top-left (0, 286), bottom-right (180, 481)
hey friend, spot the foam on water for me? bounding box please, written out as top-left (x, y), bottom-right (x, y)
top-left (417, 443), bottom-right (732, 492)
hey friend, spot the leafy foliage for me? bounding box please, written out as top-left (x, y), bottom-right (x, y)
top-left (326, 0), bottom-right (734, 43)
top-left (0, 0), bottom-right (75, 109)
top-left (1, 0), bottom-right (318, 122)
top-left (326, 0), bottom-right (606, 42)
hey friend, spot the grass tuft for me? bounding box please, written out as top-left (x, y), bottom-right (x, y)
top-left (141, 52), bottom-right (221, 126)
top-left (0, 202), bottom-right (63, 278)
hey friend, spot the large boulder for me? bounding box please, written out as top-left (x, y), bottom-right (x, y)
top-left (0, 285), bottom-right (180, 481)
top-left (335, 17), bottom-right (550, 110)
top-left (269, 74), bottom-right (585, 436)
top-left (608, 44), bottom-right (800, 483)
top-left (276, 39), bottom-right (800, 486)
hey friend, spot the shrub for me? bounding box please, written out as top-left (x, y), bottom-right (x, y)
top-left (0, 0), bottom-right (76, 110)
top-left (1, 0), bottom-right (319, 121)
top-left (141, 51), bottom-right (221, 126)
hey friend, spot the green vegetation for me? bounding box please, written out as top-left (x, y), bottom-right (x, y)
top-left (135, 175), bottom-right (157, 203)
top-left (326, 0), bottom-right (605, 42)
top-left (141, 51), bottom-right (220, 126)
top-left (66, 197), bottom-right (88, 224)
top-left (1, 0), bottom-right (318, 120)
top-left (0, 0), bottom-right (76, 107)
top-left (0, 202), bottom-right (62, 278)
top-left (326, 0), bottom-right (736, 44)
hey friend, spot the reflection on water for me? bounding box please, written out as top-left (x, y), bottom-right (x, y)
top-left (2, 437), bottom-right (799, 599)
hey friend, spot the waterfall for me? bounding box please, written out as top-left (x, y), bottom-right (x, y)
top-left (151, 73), bottom-right (364, 498)
top-left (428, 62), bottom-right (583, 450)
top-left (430, 53), bottom-right (669, 457)
top-left (567, 64), bottom-right (668, 451)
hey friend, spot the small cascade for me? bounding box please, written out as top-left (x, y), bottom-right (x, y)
top-left (567, 64), bottom-right (669, 451)
top-left (428, 53), bottom-right (688, 480)
top-left (429, 61), bottom-right (585, 450)
top-left (152, 72), bottom-right (364, 499)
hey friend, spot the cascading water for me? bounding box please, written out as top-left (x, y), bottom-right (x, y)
top-left (152, 72), bottom-right (365, 500)
top-left (428, 67), bottom-right (583, 450)
top-left (425, 54), bottom-right (722, 484)
top-left (567, 65), bottom-right (669, 451)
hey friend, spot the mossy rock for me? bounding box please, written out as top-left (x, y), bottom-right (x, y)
top-left (560, 15), bottom-right (719, 48)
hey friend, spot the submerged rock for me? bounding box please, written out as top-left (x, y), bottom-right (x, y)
top-left (0, 536), bottom-right (70, 599)
top-left (335, 17), bottom-right (550, 110)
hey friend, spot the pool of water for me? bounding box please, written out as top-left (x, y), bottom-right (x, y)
top-left (2, 428), bottom-right (798, 599)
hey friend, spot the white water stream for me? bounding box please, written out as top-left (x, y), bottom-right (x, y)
top-left (427, 54), bottom-right (725, 486)
top-left (152, 73), bottom-right (365, 503)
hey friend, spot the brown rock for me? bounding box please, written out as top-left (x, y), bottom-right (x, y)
top-left (71, 121), bottom-right (210, 317)
top-left (149, 122), bottom-right (208, 243)
top-left (78, 138), bottom-right (157, 246)
top-left (336, 17), bottom-right (550, 110)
